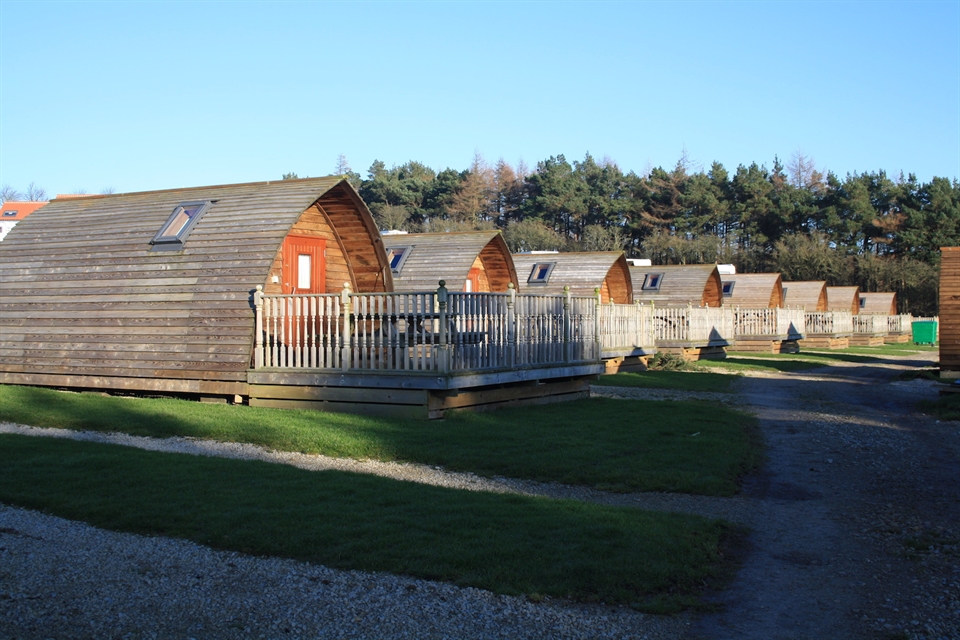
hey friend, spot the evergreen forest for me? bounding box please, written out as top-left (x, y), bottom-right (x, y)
top-left (313, 152), bottom-right (959, 316)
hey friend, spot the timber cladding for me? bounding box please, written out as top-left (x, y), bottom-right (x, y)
top-left (859, 292), bottom-right (897, 315)
top-left (630, 264), bottom-right (723, 307)
top-left (385, 231), bottom-right (518, 293)
top-left (941, 247), bottom-right (960, 371)
top-left (722, 273), bottom-right (784, 308)
top-left (826, 286), bottom-right (861, 314)
top-left (782, 281), bottom-right (828, 311)
top-left (512, 252), bottom-right (633, 303)
top-left (0, 177), bottom-right (389, 396)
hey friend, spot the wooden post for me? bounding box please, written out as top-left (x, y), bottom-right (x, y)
top-left (507, 282), bottom-right (516, 368)
top-left (592, 286), bottom-right (601, 362)
top-left (341, 282), bottom-right (352, 372)
top-left (437, 280), bottom-right (450, 374)
top-left (254, 285), bottom-right (264, 369)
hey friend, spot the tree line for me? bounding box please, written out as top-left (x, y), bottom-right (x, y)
top-left (316, 152), bottom-right (957, 315)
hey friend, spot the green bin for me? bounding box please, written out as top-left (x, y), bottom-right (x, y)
top-left (911, 320), bottom-right (937, 345)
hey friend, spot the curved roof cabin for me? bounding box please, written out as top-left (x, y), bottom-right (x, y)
top-left (858, 292), bottom-right (897, 315)
top-left (826, 286), bottom-right (861, 314)
top-left (721, 273), bottom-right (784, 308)
top-left (629, 264), bottom-right (723, 307)
top-left (782, 281), bottom-right (828, 311)
top-left (0, 177), bottom-right (391, 398)
top-left (512, 251), bottom-right (633, 303)
top-left (383, 231), bottom-right (518, 293)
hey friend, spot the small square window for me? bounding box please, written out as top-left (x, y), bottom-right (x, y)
top-left (722, 281), bottom-right (735, 296)
top-left (385, 246), bottom-right (411, 273)
top-left (2, 210), bottom-right (17, 217)
top-left (859, 296), bottom-right (866, 308)
top-left (527, 262), bottom-right (556, 285)
top-left (642, 273), bottom-right (664, 291)
top-left (151, 201), bottom-right (211, 250)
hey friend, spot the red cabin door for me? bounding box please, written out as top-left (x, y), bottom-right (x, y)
top-left (465, 267), bottom-right (481, 292)
top-left (282, 235), bottom-right (326, 295)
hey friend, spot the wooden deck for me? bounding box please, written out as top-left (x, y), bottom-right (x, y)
top-left (732, 308), bottom-right (806, 353)
top-left (249, 283), bottom-right (650, 417)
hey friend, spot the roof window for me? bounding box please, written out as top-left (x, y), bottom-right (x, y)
top-left (385, 246), bottom-right (411, 274)
top-left (3, 210), bottom-right (17, 217)
top-left (527, 262), bottom-right (556, 285)
top-left (642, 273), bottom-right (664, 291)
top-left (151, 201), bottom-right (211, 250)
top-left (722, 281), bottom-right (735, 296)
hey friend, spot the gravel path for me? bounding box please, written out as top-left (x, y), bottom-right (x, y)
top-left (2, 353), bottom-right (958, 639)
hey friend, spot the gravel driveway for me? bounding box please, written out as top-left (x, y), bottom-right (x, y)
top-left (2, 352), bottom-right (958, 639)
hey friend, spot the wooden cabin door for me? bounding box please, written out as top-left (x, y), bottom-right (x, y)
top-left (465, 267), bottom-right (481, 292)
top-left (281, 235), bottom-right (326, 295)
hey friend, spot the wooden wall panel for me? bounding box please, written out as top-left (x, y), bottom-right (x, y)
top-left (940, 248), bottom-right (960, 371)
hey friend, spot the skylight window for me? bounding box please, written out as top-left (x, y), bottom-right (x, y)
top-left (527, 262), bottom-right (556, 285)
top-left (2, 210), bottom-right (17, 217)
top-left (722, 281), bottom-right (735, 296)
top-left (642, 273), bottom-right (664, 291)
top-left (385, 246), bottom-right (411, 273)
top-left (151, 201), bottom-right (211, 250)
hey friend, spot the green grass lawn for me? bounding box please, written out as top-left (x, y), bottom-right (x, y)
top-left (826, 342), bottom-right (938, 357)
top-left (593, 370), bottom-right (739, 393)
top-left (0, 434), bottom-right (737, 613)
top-left (918, 390), bottom-right (960, 420)
top-left (0, 385), bottom-right (761, 496)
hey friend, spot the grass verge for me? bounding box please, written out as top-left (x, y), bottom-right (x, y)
top-left (0, 434), bottom-right (737, 613)
top-left (917, 392), bottom-right (960, 420)
top-left (594, 370), bottom-right (738, 393)
top-left (0, 385), bottom-right (761, 496)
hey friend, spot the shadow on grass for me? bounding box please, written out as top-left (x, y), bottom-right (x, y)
top-left (0, 434), bottom-right (734, 613)
top-left (918, 392), bottom-right (960, 420)
top-left (0, 385), bottom-right (760, 496)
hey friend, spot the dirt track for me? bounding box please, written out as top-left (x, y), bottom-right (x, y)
top-left (686, 353), bottom-right (960, 640)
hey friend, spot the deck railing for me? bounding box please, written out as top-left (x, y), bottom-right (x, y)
top-left (733, 307), bottom-right (806, 340)
top-left (597, 300), bottom-right (656, 357)
top-left (885, 314), bottom-right (913, 334)
top-left (253, 282), bottom-right (610, 373)
top-left (805, 311), bottom-right (854, 335)
top-left (852, 314), bottom-right (886, 336)
top-left (653, 306), bottom-right (735, 345)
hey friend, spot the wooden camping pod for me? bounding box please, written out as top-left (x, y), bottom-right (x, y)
top-left (512, 252), bottom-right (633, 303)
top-left (0, 177), bottom-right (392, 397)
top-left (630, 264), bottom-right (723, 307)
top-left (858, 292), bottom-right (897, 315)
top-left (782, 281), bottom-right (828, 311)
top-left (826, 286), bottom-right (861, 314)
top-left (383, 231), bottom-right (518, 293)
top-left (721, 273), bottom-right (784, 308)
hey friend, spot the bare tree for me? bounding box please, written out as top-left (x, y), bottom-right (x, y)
top-left (100, 187), bottom-right (116, 195)
top-left (1, 185), bottom-right (23, 204)
top-left (25, 182), bottom-right (48, 201)
top-left (787, 149), bottom-right (824, 190)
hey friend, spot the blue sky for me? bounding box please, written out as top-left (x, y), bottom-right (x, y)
top-left (2, 1), bottom-right (958, 198)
